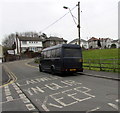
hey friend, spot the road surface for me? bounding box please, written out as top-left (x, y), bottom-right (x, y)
top-left (0, 59), bottom-right (119, 112)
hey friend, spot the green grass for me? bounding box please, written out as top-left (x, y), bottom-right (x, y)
top-left (82, 48), bottom-right (119, 59)
top-left (82, 48), bottom-right (120, 72)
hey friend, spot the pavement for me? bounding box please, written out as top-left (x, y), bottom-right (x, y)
top-left (28, 60), bottom-right (120, 81)
top-left (82, 69), bottom-right (119, 81)
top-left (1, 66), bottom-right (10, 86)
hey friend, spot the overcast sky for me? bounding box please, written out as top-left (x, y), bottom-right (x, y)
top-left (0, 0), bottom-right (119, 44)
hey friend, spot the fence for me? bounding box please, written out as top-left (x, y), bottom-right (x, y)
top-left (4, 54), bottom-right (20, 62)
top-left (83, 59), bottom-right (120, 72)
top-left (3, 52), bottom-right (40, 62)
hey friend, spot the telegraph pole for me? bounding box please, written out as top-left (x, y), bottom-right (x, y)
top-left (77, 2), bottom-right (81, 46)
top-left (63, 2), bottom-right (81, 46)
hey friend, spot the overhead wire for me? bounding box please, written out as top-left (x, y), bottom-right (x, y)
top-left (40, 5), bottom-right (77, 32)
top-left (68, 8), bottom-right (77, 25)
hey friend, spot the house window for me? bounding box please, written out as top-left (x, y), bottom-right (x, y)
top-left (22, 41), bottom-right (27, 44)
top-left (50, 41), bottom-right (54, 45)
top-left (35, 48), bottom-right (38, 51)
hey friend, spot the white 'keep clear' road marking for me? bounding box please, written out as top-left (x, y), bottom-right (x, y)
top-left (86, 107), bottom-right (101, 113)
top-left (4, 85), bottom-right (13, 102)
top-left (108, 103), bottom-right (118, 110)
top-left (107, 99), bottom-right (119, 110)
top-left (115, 99), bottom-right (119, 102)
top-left (12, 83), bottom-right (36, 111)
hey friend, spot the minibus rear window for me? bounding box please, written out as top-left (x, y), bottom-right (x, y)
top-left (64, 48), bottom-right (82, 57)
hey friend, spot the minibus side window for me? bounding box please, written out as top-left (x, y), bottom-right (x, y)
top-left (47, 50), bottom-right (51, 58)
top-left (51, 49), bottom-right (55, 58)
top-left (56, 48), bottom-right (60, 57)
top-left (41, 52), bottom-right (43, 58)
top-left (43, 51), bottom-right (47, 58)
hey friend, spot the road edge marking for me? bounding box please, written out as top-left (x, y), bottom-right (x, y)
top-left (0, 66), bottom-right (17, 88)
top-left (25, 61), bottom-right (38, 69)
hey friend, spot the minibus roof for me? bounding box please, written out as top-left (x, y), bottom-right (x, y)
top-left (42, 44), bottom-right (81, 52)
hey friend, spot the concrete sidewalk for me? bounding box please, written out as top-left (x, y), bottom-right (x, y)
top-left (83, 69), bottom-right (119, 81)
top-left (1, 66), bottom-right (10, 86)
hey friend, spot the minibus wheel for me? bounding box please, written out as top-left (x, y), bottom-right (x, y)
top-left (51, 66), bottom-right (55, 75)
top-left (39, 65), bottom-right (43, 72)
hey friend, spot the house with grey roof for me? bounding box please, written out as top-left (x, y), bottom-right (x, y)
top-left (69, 38), bottom-right (88, 49)
top-left (42, 36), bottom-right (67, 48)
top-left (15, 36), bottom-right (43, 54)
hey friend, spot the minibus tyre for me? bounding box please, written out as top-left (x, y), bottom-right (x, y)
top-left (39, 65), bottom-right (43, 72)
top-left (51, 67), bottom-right (55, 75)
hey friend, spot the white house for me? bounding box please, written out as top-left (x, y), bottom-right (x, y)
top-left (70, 37), bottom-right (119, 49)
top-left (100, 38), bottom-right (113, 49)
top-left (111, 39), bottom-right (120, 48)
top-left (69, 38), bottom-right (89, 49)
top-left (88, 37), bottom-right (114, 49)
top-left (15, 36), bottom-right (43, 54)
top-left (88, 37), bottom-right (99, 49)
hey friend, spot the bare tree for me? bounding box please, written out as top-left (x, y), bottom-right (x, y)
top-left (2, 33), bottom-right (16, 48)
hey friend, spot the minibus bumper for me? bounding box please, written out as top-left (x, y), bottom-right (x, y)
top-left (62, 68), bottom-right (83, 72)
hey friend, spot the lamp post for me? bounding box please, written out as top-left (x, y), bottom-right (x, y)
top-left (63, 2), bottom-right (81, 46)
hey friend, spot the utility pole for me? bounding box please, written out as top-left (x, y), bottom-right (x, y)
top-left (63, 2), bottom-right (81, 46)
top-left (77, 2), bottom-right (81, 46)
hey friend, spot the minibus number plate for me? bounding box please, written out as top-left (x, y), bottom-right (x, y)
top-left (70, 69), bottom-right (76, 71)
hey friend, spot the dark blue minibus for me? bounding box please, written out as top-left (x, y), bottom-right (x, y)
top-left (39, 44), bottom-right (83, 74)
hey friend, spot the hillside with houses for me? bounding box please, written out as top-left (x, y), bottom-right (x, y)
top-left (4, 34), bottom-right (120, 55)
top-left (1, 33), bottom-right (119, 62)
top-left (69, 37), bottom-right (120, 49)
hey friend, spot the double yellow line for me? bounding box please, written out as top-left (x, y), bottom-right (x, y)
top-left (0, 65), bottom-right (17, 88)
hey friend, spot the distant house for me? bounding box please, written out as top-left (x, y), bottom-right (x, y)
top-left (42, 36), bottom-right (67, 48)
top-left (88, 37), bottom-right (114, 49)
top-left (0, 45), bottom-right (3, 63)
top-left (88, 37), bottom-right (99, 49)
top-left (69, 38), bottom-right (89, 49)
top-left (100, 38), bottom-right (112, 49)
top-left (111, 39), bottom-right (120, 48)
top-left (15, 36), bottom-right (43, 54)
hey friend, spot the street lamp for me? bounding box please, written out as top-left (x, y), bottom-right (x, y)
top-left (63, 2), bottom-right (81, 46)
top-left (63, 6), bottom-right (77, 25)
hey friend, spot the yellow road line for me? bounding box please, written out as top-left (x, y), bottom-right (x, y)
top-left (0, 66), bottom-right (17, 88)
top-left (1, 66), bottom-right (11, 85)
top-left (1, 60), bottom-right (37, 88)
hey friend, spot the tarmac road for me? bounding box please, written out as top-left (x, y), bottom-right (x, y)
top-left (0, 59), bottom-right (119, 112)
